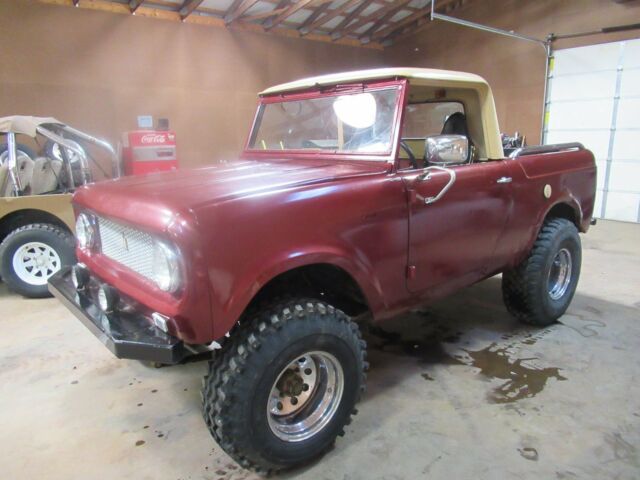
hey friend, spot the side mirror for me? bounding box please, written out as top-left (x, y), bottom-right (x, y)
top-left (425, 135), bottom-right (469, 165)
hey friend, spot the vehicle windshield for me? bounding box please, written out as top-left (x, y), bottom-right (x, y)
top-left (248, 87), bottom-right (401, 157)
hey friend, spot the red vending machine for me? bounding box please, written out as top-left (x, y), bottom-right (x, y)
top-left (121, 130), bottom-right (178, 176)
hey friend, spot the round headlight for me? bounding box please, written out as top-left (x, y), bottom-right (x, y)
top-left (76, 213), bottom-right (93, 249)
top-left (152, 240), bottom-right (181, 293)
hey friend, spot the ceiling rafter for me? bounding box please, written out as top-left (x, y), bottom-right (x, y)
top-left (129, 0), bottom-right (145, 13)
top-left (372, 3), bottom-right (435, 41)
top-left (327, 0), bottom-right (372, 38)
top-left (261, 0), bottom-right (291, 27)
top-left (239, 7), bottom-right (288, 22)
top-left (299, 0), bottom-right (363, 36)
top-left (179, 0), bottom-right (205, 19)
top-left (40, 0), bottom-right (475, 49)
top-left (265, 0), bottom-right (333, 31)
top-left (333, 0), bottom-right (411, 40)
top-left (224, 0), bottom-right (262, 24)
top-left (359, 0), bottom-right (411, 43)
top-left (297, 1), bottom-right (332, 33)
top-left (381, 0), bottom-right (467, 44)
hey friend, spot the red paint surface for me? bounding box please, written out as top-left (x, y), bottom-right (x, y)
top-left (73, 79), bottom-right (596, 345)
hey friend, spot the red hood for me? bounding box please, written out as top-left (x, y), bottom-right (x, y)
top-left (73, 158), bottom-right (389, 232)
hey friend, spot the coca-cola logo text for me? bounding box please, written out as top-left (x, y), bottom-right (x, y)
top-left (141, 134), bottom-right (167, 144)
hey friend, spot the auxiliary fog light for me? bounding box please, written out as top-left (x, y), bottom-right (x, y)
top-left (71, 264), bottom-right (90, 290)
top-left (97, 284), bottom-right (119, 313)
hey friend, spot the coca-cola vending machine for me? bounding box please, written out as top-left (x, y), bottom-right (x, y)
top-left (121, 126), bottom-right (178, 176)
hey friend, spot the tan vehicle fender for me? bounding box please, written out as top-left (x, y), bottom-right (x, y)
top-left (0, 193), bottom-right (75, 232)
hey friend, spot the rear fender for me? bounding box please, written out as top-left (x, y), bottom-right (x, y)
top-left (519, 195), bottom-right (583, 264)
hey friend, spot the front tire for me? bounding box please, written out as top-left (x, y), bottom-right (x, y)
top-left (202, 298), bottom-right (367, 474)
top-left (502, 218), bottom-right (581, 326)
top-left (0, 223), bottom-right (76, 298)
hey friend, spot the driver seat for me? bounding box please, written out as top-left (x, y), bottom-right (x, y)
top-left (441, 112), bottom-right (470, 138)
top-left (439, 112), bottom-right (473, 163)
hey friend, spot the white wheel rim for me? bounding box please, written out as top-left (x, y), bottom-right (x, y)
top-left (12, 241), bottom-right (62, 286)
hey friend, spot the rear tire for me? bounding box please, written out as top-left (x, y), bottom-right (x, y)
top-left (202, 298), bottom-right (367, 474)
top-left (502, 218), bottom-right (581, 326)
top-left (0, 223), bottom-right (76, 298)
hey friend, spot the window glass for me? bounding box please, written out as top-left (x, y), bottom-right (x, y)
top-left (402, 102), bottom-right (464, 138)
top-left (248, 88), bottom-right (400, 156)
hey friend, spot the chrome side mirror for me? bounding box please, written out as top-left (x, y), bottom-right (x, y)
top-left (425, 135), bottom-right (469, 165)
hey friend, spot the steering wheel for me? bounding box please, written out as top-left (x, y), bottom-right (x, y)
top-left (399, 140), bottom-right (418, 169)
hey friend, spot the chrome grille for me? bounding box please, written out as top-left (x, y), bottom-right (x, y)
top-left (97, 216), bottom-right (155, 279)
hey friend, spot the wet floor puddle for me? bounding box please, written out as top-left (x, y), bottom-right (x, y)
top-left (366, 315), bottom-right (566, 404)
top-left (464, 343), bottom-right (566, 404)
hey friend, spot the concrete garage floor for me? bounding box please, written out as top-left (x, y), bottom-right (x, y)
top-left (1, 219), bottom-right (639, 480)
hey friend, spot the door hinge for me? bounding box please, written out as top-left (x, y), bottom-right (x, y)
top-left (406, 265), bottom-right (416, 280)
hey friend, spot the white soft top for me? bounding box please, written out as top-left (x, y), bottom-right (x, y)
top-left (260, 67), bottom-right (489, 95)
top-left (0, 116), bottom-right (65, 137)
top-left (259, 67), bottom-right (504, 160)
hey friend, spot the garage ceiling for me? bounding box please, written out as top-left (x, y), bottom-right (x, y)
top-left (41, 0), bottom-right (466, 49)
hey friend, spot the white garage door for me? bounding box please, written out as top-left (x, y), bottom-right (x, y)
top-left (544, 39), bottom-right (640, 223)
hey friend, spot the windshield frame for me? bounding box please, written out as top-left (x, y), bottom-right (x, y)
top-left (243, 79), bottom-right (407, 164)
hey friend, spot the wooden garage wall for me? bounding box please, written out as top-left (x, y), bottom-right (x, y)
top-left (0, 1), bottom-right (384, 167)
top-left (385, 0), bottom-right (640, 145)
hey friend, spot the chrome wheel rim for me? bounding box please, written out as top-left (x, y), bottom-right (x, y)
top-left (548, 248), bottom-right (572, 300)
top-left (12, 242), bottom-right (61, 286)
top-left (267, 351), bottom-right (344, 442)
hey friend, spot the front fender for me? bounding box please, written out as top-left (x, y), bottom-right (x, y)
top-left (210, 247), bottom-right (384, 340)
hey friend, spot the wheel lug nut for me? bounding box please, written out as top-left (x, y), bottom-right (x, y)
top-left (302, 384), bottom-right (309, 391)
top-left (291, 398), bottom-right (298, 405)
top-left (277, 402), bottom-right (283, 410)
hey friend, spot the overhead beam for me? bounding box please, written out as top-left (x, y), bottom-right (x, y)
top-left (327, 0), bottom-right (372, 38)
top-left (381, 0), bottom-right (466, 44)
top-left (179, 0), bottom-right (204, 19)
top-left (299, 0), bottom-right (362, 36)
top-left (129, 0), bottom-right (144, 13)
top-left (333, 0), bottom-right (411, 40)
top-left (297, 1), bottom-right (331, 33)
top-left (37, 0), bottom-right (384, 49)
top-left (372, 7), bottom-right (429, 41)
top-left (262, 0), bottom-right (291, 27)
top-left (359, 1), bottom-right (410, 43)
top-left (224, 0), bottom-right (262, 24)
top-left (265, 0), bottom-right (325, 31)
top-left (240, 7), bottom-right (288, 22)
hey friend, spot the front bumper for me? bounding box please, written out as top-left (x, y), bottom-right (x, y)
top-left (48, 267), bottom-right (190, 364)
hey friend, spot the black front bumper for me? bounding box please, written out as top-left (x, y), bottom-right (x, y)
top-left (48, 267), bottom-right (190, 364)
